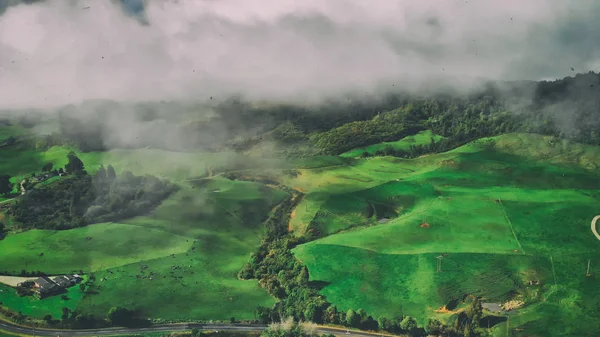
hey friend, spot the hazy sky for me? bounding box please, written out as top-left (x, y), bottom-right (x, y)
top-left (1, 0), bottom-right (599, 109)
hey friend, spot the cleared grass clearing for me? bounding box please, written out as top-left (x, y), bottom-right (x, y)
top-left (489, 253), bottom-right (600, 337)
top-left (490, 133), bottom-right (600, 170)
top-left (340, 130), bottom-right (444, 158)
top-left (290, 133), bottom-right (600, 336)
top-left (75, 179), bottom-right (287, 320)
top-left (305, 181), bottom-right (434, 235)
top-left (0, 136), bottom-right (288, 320)
top-left (309, 195), bottom-right (372, 234)
top-left (289, 193), bottom-right (329, 235)
top-left (0, 125), bottom-right (26, 142)
top-left (0, 143), bottom-right (285, 188)
top-left (301, 190), bottom-right (521, 255)
top-left (284, 156), bottom-right (435, 196)
top-left (125, 179), bottom-right (288, 238)
top-left (47, 146), bottom-right (241, 181)
top-left (79, 250), bottom-right (274, 320)
top-left (501, 199), bottom-right (600, 255)
top-left (0, 178), bottom-right (285, 320)
top-left (0, 223), bottom-right (193, 274)
top-left (293, 244), bottom-right (552, 321)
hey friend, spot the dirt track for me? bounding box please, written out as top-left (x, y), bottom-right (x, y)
top-left (591, 215), bottom-right (600, 240)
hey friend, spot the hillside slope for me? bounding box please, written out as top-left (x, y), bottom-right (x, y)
top-left (289, 133), bottom-right (600, 337)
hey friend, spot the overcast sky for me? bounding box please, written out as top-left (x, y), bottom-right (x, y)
top-left (0, 0), bottom-right (599, 109)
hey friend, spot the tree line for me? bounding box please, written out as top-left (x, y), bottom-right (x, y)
top-left (8, 152), bottom-right (178, 230)
top-left (12, 72), bottom-right (600, 158)
top-left (238, 189), bottom-right (486, 337)
top-left (240, 72), bottom-right (600, 157)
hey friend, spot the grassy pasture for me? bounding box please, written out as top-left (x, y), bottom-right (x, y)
top-left (300, 189), bottom-right (522, 255)
top-left (0, 142), bottom-right (286, 191)
top-left (75, 179), bottom-right (286, 320)
top-left (0, 125), bottom-right (25, 142)
top-left (123, 178), bottom-right (288, 238)
top-left (79, 250), bottom-right (274, 320)
top-left (3, 128), bottom-right (600, 335)
top-left (289, 133), bottom-right (600, 337)
top-left (293, 244), bottom-right (553, 322)
top-left (0, 178), bottom-right (286, 320)
top-left (289, 193), bottom-right (329, 235)
top-left (340, 130), bottom-right (444, 158)
top-left (0, 223), bottom-right (193, 274)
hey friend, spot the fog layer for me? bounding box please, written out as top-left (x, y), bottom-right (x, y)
top-left (1, 0), bottom-right (599, 109)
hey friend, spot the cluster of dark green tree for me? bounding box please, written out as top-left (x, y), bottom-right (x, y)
top-left (0, 174), bottom-right (12, 196)
top-left (34, 308), bottom-right (97, 329)
top-left (423, 297), bottom-right (484, 337)
top-left (308, 98), bottom-right (521, 155)
top-left (360, 136), bottom-right (495, 159)
top-left (15, 280), bottom-right (35, 296)
top-left (239, 192), bottom-right (485, 337)
top-left (262, 72), bottom-right (600, 156)
top-left (309, 106), bottom-right (425, 155)
top-left (0, 221), bottom-right (6, 239)
top-left (18, 72), bottom-right (600, 157)
top-left (10, 152), bottom-right (177, 230)
top-left (40, 305), bottom-right (144, 329)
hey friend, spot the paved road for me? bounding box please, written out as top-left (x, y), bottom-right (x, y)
top-left (592, 215), bottom-right (600, 241)
top-left (0, 320), bottom-right (391, 337)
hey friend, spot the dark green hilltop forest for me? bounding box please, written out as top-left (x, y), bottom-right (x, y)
top-left (19, 71), bottom-right (597, 157)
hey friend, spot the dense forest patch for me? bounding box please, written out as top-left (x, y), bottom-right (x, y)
top-left (9, 155), bottom-right (177, 230)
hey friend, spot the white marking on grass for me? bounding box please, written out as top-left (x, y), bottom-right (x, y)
top-left (549, 254), bottom-right (557, 286)
top-left (591, 215), bottom-right (600, 241)
top-left (497, 199), bottom-right (525, 255)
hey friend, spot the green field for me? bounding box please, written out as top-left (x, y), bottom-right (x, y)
top-left (289, 133), bottom-right (600, 336)
top-left (0, 223), bottom-right (193, 274)
top-left (340, 130), bottom-right (444, 158)
top-left (294, 244), bottom-right (553, 319)
top-left (0, 140), bottom-right (286, 191)
top-left (0, 124), bottom-right (26, 142)
top-left (75, 178), bottom-right (285, 319)
top-left (3, 128), bottom-right (600, 335)
top-left (0, 140), bottom-right (287, 320)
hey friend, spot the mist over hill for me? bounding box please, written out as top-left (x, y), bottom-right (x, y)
top-left (1, 0), bottom-right (600, 157)
top-left (1, 71), bottom-right (599, 158)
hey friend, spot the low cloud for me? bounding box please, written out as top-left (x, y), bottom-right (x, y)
top-left (1, 0), bottom-right (599, 110)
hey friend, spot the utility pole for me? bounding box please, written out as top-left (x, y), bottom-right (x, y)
top-left (436, 255), bottom-right (444, 273)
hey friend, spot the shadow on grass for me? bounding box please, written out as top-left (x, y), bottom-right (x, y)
top-left (308, 280), bottom-right (331, 290)
top-left (480, 315), bottom-right (507, 328)
top-left (446, 298), bottom-right (460, 310)
top-left (122, 318), bottom-right (153, 328)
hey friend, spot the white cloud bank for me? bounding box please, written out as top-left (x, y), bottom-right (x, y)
top-left (1, 0), bottom-right (599, 109)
